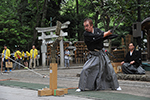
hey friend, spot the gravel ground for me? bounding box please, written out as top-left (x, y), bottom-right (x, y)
top-left (1, 68), bottom-right (150, 98)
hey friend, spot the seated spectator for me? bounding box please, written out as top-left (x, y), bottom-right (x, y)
top-left (121, 42), bottom-right (145, 74)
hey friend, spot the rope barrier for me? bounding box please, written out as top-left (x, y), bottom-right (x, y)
top-left (0, 78), bottom-right (19, 81)
top-left (1, 53), bottom-right (48, 78)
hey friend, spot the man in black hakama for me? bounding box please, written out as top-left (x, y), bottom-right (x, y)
top-left (76, 18), bottom-right (121, 92)
top-left (121, 43), bottom-right (145, 74)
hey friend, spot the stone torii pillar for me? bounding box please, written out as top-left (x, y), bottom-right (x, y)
top-left (36, 21), bottom-right (70, 67)
top-left (38, 32), bottom-right (47, 68)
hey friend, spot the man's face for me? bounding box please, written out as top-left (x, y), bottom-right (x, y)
top-left (4, 46), bottom-right (7, 49)
top-left (83, 21), bottom-right (93, 33)
top-left (129, 43), bottom-right (134, 51)
top-left (32, 46), bottom-right (35, 49)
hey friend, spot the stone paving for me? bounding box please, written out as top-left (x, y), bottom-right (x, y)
top-left (0, 85), bottom-right (93, 100)
top-left (0, 67), bottom-right (150, 100)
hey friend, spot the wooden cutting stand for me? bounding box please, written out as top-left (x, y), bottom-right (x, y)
top-left (38, 63), bottom-right (68, 96)
top-left (38, 21), bottom-right (69, 96)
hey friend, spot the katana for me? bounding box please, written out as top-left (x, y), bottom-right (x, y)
top-left (105, 50), bottom-right (117, 59)
top-left (112, 16), bottom-right (126, 33)
top-left (104, 16), bottom-right (125, 40)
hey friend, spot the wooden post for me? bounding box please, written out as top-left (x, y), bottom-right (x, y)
top-left (50, 63), bottom-right (57, 90)
top-left (51, 21), bottom-right (62, 63)
top-left (55, 21), bottom-right (62, 35)
top-left (147, 32), bottom-right (150, 60)
top-left (1, 59), bottom-right (3, 72)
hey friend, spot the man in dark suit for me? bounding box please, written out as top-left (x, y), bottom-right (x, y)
top-left (121, 42), bottom-right (145, 74)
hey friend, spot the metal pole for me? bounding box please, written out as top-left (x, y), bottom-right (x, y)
top-left (50, 17), bottom-right (52, 27)
top-left (137, 0), bottom-right (141, 63)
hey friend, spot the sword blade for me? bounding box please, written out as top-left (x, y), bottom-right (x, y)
top-left (113, 16), bottom-right (125, 31)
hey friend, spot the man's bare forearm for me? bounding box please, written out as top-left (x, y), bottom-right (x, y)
top-left (103, 30), bottom-right (112, 38)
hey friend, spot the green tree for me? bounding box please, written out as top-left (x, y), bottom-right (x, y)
top-left (0, 0), bottom-right (31, 51)
top-left (60, 0), bottom-right (95, 41)
top-left (0, 0), bottom-right (149, 52)
top-left (91, 0), bottom-right (150, 51)
top-left (0, 0), bottom-right (62, 51)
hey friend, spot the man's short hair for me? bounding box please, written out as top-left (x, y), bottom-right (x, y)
top-left (129, 42), bottom-right (135, 46)
top-left (4, 44), bottom-right (7, 47)
top-left (84, 18), bottom-right (93, 26)
top-left (32, 44), bottom-right (35, 47)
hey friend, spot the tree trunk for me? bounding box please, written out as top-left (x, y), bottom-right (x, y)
top-left (76, 0), bottom-right (80, 41)
top-left (106, 17), bottom-right (112, 53)
top-left (32, 0), bottom-right (47, 45)
top-left (41, 0), bottom-right (48, 27)
top-left (76, 0), bottom-right (79, 14)
top-left (95, 11), bottom-right (99, 27)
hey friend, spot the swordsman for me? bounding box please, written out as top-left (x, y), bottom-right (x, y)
top-left (76, 18), bottom-right (121, 92)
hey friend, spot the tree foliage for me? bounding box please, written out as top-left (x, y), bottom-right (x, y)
top-left (0, 0), bottom-right (150, 52)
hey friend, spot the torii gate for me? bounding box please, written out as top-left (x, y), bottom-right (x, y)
top-left (37, 21), bottom-right (70, 96)
top-left (36, 21), bottom-right (70, 68)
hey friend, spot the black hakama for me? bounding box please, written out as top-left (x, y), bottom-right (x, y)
top-left (122, 50), bottom-right (145, 74)
top-left (78, 28), bottom-right (119, 91)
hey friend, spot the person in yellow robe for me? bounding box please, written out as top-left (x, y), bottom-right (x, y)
top-left (2, 45), bottom-right (11, 72)
top-left (29, 45), bottom-right (38, 69)
top-left (22, 50), bottom-right (30, 68)
top-left (14, 48), bottom-right (22, 70)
